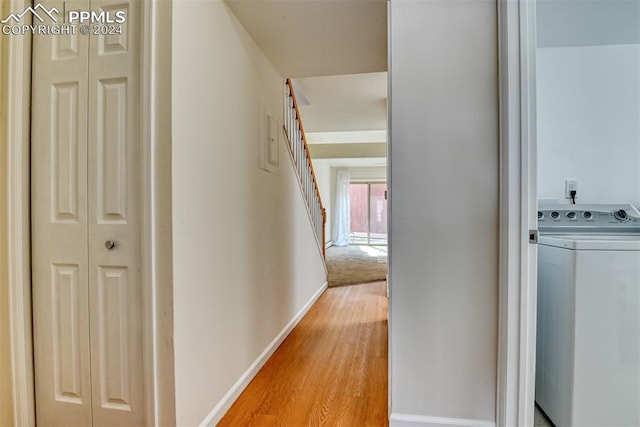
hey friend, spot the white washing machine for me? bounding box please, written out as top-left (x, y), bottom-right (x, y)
top-left (536, 204), bottom-right (640, 427)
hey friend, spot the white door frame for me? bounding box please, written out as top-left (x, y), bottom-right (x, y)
top-left (3, 0), bottom-right (175, 425)
top-left (4, 1), bottom-right (35, 424)
top-left (496, 0), bottom-right (538, 426)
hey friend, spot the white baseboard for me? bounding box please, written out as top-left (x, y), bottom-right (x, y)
top-left (390, 413), bottom-right (496, 427)
top-left (325, 240), bottom-right (333, 249)
top-left (199, 281), bottom-right (329, 427)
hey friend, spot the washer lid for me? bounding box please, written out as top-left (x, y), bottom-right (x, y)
top-left (540, 234), bottom-right (640, 250)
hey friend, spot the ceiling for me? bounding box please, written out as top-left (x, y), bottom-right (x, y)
top-left (225, 0), bottom-right (388, 167)
top-left (294, 72), bottom-right (387, 133)
top-left (225, 0), bottom-right (387, 78)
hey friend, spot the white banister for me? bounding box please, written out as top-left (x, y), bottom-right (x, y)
top-left (283, 79), bottom-right (327, 259)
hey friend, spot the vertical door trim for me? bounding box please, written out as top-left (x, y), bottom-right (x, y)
top-left (386, 0), bottom-right (393, 418)
top-left (5, 1), bottom-right (175, 425)
top-left (496, 0), bottom-right (538, 426)
top-left (139, 1), bottom-right (176, 425)
top-left (4, 1), bottom-right (35, 425)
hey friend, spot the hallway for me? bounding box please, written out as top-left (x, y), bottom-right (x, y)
top-left (218, 282), bottom-right (388, 426)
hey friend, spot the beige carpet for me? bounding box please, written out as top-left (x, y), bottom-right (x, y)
top-left (326, 245), bottom-right (388, 287)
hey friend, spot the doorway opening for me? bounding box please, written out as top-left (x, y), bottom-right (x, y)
top-left (324, 180), bottom-right (389, 287)
top-left (528, 1), bottom-right (640, 426)
top-left (349, 182), bottom-right (388, 246)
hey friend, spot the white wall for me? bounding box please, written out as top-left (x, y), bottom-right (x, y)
top-left (536, 0), bottom-right (640, 207)
top-left (309, 142), bottom-right (387, 158)
top-left (389, 0), bottom-right (498, 425)
top-left (171, 1), bottom-right (327, 425)
top-left (537, 0), bottom-right (640, 48)
top-left (537, 45), bottom-right (640, 207)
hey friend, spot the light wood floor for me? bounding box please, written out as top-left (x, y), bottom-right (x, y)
top-left (218, 281), bottom-right (388, 426)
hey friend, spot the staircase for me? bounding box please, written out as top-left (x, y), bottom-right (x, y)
top-left (283, 79), bottom-right (327, 258)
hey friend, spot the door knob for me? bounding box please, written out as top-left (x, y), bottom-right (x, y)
top-left (105, 240), bottom-right (116, 250)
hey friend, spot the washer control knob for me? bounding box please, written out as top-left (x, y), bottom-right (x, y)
top-left (614, 209), bottom-right (629, 221)
top-left (551, 211), bottom-right (560, 219)
top-left (583, 211), bottom-right (592, 219)
top-left (566, 212), bottom-right (576, 219)
top-left (538, 211), bottom-right (544, 220)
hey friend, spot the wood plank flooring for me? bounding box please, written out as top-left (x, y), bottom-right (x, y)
top-left (218, 281), bottom-right (388, 426)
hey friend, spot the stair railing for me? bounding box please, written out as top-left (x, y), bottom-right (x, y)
top-left (283, 78), bottom-right (327, 259)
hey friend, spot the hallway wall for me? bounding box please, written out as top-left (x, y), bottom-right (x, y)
top-left (171, 1), bottom-right (327, 425)
top-left (389, 0), bottom-right (499, 425)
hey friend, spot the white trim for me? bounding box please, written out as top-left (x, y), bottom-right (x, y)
top-left (325, 240), bottom-right (333, 249)
top-left (140, 0), bottom-right (175, 425)
top-left (496, 0), bottom-right (538, 426)
top-left (5, 0), bottom-right (35, 425)
top-left (516, 0), bottom-right (538, 424)
top-left (496, 0), bottom-right (522, 425)
top-left (389, 413), bottom-right (496, 427)
top-left (141, 3), bottom-right (156, 424)
top-left (386, 0), bottom-right (393, 419)
top-left (199, 282), bottom-right (329, 427)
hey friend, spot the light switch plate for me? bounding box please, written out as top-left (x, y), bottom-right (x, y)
top-left (259, 105), bottom-right (280, 174)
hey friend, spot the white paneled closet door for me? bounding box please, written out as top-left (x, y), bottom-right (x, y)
top-left (31, 1), bottom-right (143, 426)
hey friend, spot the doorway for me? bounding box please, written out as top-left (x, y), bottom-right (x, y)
top-left (533, 1), bottom-right (640, 426)
top-left (326, 178), bottom-right (388, 288)
top-left (499, 0), bottom-right (640, 425)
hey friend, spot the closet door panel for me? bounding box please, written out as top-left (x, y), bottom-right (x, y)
top-left (87, 1), bottom-right (144, 425)
top-left (31, 1), bottom-right (92, 426)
